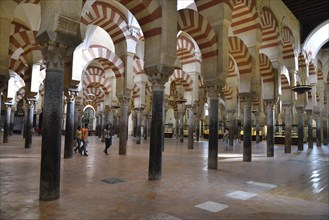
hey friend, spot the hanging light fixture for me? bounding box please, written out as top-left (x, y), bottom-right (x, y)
top-left (291, 55), bottom-right (312, 94)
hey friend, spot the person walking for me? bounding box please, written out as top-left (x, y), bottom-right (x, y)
top-left (74, 126), bottom-right (82, 153)
top-left (80, 124), bottom-right (89, 156)
top-left (103, 124), bottom-right (112, 155)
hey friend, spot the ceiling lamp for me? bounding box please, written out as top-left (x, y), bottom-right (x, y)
top-left (291, 59), bottom-right (312, 94)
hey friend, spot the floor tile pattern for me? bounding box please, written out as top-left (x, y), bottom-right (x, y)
top-left (0, 134), bottom-right (328, 219)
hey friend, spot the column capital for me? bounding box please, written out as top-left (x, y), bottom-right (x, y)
top-left (26, 99), bottom-right (37, 109)
top-left (40, 41), bottom-right (72, 70)
top-left (206, 85), bottom-right (220, 99)
top-left (145, 64), bottom-right (174, 91)
top-left (65, 90), bottom-right (77, 103)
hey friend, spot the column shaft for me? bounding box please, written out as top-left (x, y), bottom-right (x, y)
top-left (119, 103), bottom-right (128, 155)
top-left (196, 116), bottom-right (200, 142)
top-left (229, 112), bottom-right (234, 147)
top-left (179, 113), bottom-right (184, 143)
top-left (64, 94), bottom-right (75, 159)
top-left (266, 103), bottom-right (274, 157)
top-left (316, 113), bottom-right (321, 147)
top-left (40, 69), bottom-right (63, 201)
top-left (307, 110), bottom-right (313, 149)
top-left (136, 109), bottom-right (142, 144)
top-left (297, 108), bottom-right (305, 151)
top-left (255, 117), bottom-right (260, 143)
top-left (148, 89), bottom-right (164, 180)
top-left (188, 108), bottom-right (194, 149)
top-left (208, 98), bottom-right (218, 169)
top-left (25, 101), bottom-right (35, 148)
top-left (3, 106), bottom-right (11, 143)
top-left (144, 115), bottom-right (148, 140)
top-left (243, 99), bottom-right (252, 162)
top-left (284, 107), bottom-right (292, 153)
top-left (323, 118), bottom-right (328, 145)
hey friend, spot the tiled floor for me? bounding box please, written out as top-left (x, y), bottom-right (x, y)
top-left (0, 133), bottom-right (328, 220)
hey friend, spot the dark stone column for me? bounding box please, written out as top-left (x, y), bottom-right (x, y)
top-left (98, 116), bottom-right (102, 138)
top-left (3, 105), bottom-right (12, 143)
top-left (323, 117), bottom-right (328, 145)
top-left (25, 99), bottom-right (36, 148)
top-left (297, 107), bottom-right (305, 151)
top-left (255, 114), bottom-right (260, 143)
top-left (284, 106), bottom-right (292, 153)
top-left (196, 115), bottom-right (200, 142)
top-left (64, 91), bottom-right (76, 159)
top-left (265, 101), bottom-right (274, 157)
top-left (136, 108), bottom-right (143, 144)
top-left (174, 112), bottom-right (179, 139)
top-left (9, 111), bottom-right (14, 136)
top-left (40, 54), bottom-right (64, 201)
top-left (144, 114), bottom-right (148, 140)
top-left (133, 111), bottom-right (137, 137)
top-left (243, 96), bottom-right (252, 162)
top-left (148, 82), bottom-right (165, 180)
top-left (207, 87), bottom-right (218, 169)
top-left (315, 111), bottom-right (321, 147)
top-left (179, 113), bottom-right (184, 143)
top-left (188, 106), bottom-right (194, 149)
top-left (306, 110), bottom-right (313, 149)
top-left (228, 111), bottom-right (234, 148)
top-left (119, 98), bottom-right (128, 155)
top-left (201, 119), bottom-right (204, 138)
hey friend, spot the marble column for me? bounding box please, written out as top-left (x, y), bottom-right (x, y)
top-left (228, 111), bottom-right (234, 148)
top-left (119, 98), bottom-right (129, 155)
top-left (3, 104), bottom-right (12, 143)
top-left (98, 115), bottom-right (102, 138)
top-left (265, 101), bottom-right (275, 157)
top-left (64, 91), bottom-right (76, 159)
top-left (284, 106), bottom-right (292, 153)
top-left (25, 99), bottom-right (36, 148)
top-left (144, 114), bottom-right (148, 140)
top-left (174, 113), bottom-right (179, 139)
top-left (179, 113), bottom-right (184, 143)
top-left (133, 111), bottom-right (137, 137)
top-left (306, 110), bottom-right (313, 149)
top-left (196, 115), bottom-right (200, 142)
top-left (201, 119), bottom-right (204, 138)
top-left (39, 41), bottom-right (66, 201)
top-left (148, 75), bottom-right (168, 181)
top-left (243, 96), bottom-right (252, 162)
top-left (207, 87), bottom-right (219, 169)
top-left (188, 107), bottom-right (194, 149)
top-left (315, 111), bottom-right (321, 147)
top-left (9, 110), bottom-right (14, 136)
top-left (255, 114), bottom-right (261, 143)
top-left (296, 107), bottom-right (305, 151)
top-left (323, 117), bottom-right (328, 145)
top-left (136, 108), bottom-right (143, 144)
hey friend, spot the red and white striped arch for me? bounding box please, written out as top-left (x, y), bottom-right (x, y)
top-left (13, 0), bottom-right (40, 4)
top-left (83, 74), bottom-right (111, 95)
top-left (231, 0), bottom-right (259, 35)
top-left (259, 53), bottom-right (274, 83)
top-left (282, 26), bottom-right (295, 60)
top-left (132, 84), bottom-right (141, 99)
top-left (15, 88), bottom-right (25, 103)
top-left (169, 69), bottom-right (193, 92)
top-left (85, 66), bottom-right (105, 77)
top-left (177, 35), bottom-right (200, 65)
top-left (222, 84), bottom-right (233, 101)
top-left (11, 19), bottom-right (31, 35)
top-left (81, 1), bottom-right (132, 45)
top-left (9, 31), bottom-right (38, 56)
top-left (195, 0), bottom-right (234, 12)
top-left (309, 62), bottom-right (317, 77)
top-left (133, 58), bottom-right (144, 75)
top-left (280, 74), bottom-right (290, 91)
top-left (298, 51), bottom-right (308, 68)
top-left (317, 60), bottom-right (324, 81)
top-left (178, 9), bottom-right (217, 59)
top-left (228, 36), bottom-right (252, 75)
top-left (118, 0), bottom-right (162, 38)
top-left (81, 46), bottom-right (124, 78)
top-left (260, 8), bottom-right (280, 49)
top-left (227, 54), bottom-right (237, 78)
top-left (9, 56), bottom-right (28, 75)
top-left (83, 87), bottom-right (105, 102)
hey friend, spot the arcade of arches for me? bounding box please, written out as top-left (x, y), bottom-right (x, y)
top-left (0, 0), bottom-right (328, 219)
